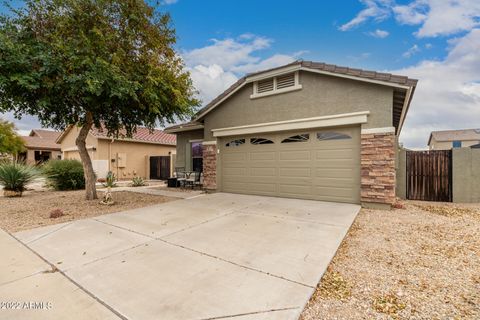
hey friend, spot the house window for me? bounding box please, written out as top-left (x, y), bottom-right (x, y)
top-left (452, 140), bottom-right (462, 148)
top-left (317, 132), bottom-right (352, 141)
top-left (281, 133), bottom-right (309, 143)
top-left (251, 72), bottom-right (301, 99)
top-left (225, 139), bottom-right (245, 147)
top-left (192, 142), bottom-right (203, 172)
top-left (250, 138), bottom-right (274, 145)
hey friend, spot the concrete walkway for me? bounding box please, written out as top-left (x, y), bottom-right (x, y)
top-left (0, 229), bottom-right (121, 320)
top-left (10, 193), bottom-right (360, 320)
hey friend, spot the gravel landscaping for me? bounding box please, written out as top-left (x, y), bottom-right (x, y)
top-left (0, 190), bottom-right (177, 233)
top-left (301, 201), bottom-right (480, 320)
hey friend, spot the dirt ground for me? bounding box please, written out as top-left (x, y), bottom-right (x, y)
top-left (0, 189), bottom-right (177, 233)
top-left (301, 201), bottom-right (480, 320)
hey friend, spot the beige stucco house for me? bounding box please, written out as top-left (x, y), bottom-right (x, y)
top-left (57, 126), bottom-right (176, 180)
top-left (19, 129), bottom-right (62, 164)
top-left (166, 61), bottom-right (417, 208)
top-left (428, 129), bottom-right (480, 150)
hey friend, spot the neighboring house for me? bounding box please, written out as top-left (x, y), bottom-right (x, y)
top-left (166, 60), bottom-right (417, 208)
top-left (19, 129), bottom-right (62, 164)
top-left (428, 129), bottom-right (480, 150)
top-left (57, 126), bottom-right (176, 180)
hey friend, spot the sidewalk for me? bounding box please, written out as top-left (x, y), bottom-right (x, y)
top-left (0, 229), bottom-right (120, 320)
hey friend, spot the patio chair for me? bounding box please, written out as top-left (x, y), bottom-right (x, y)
top-left (175, 167), bottom-right (186, 187)
top-left (185, 171), bottom-right (202, 189)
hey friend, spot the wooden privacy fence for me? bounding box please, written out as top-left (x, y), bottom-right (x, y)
top-left (406, 150), bottom-right (452, 202)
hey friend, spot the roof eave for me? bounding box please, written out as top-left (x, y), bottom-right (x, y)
top-left (164, 124), bottom-right (204, 134)
top-left (95, 136), bottom-right (176, 146)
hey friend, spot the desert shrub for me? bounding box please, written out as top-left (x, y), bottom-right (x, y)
top-left (131, 176), bottom-right (147, 187)
top-left (43, 159), bottom-right (85, 190)
top-left (103, 171), bottom-right (117, 188)
top-left (49, 208), bottom-right (65, 219)
top-left (0, 161), bottom-right (39, 195)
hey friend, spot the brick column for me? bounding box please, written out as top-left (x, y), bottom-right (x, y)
top-left (361, 131), bottom-right (396, 207)
top-left (202, 143), bottom-right (217, 190)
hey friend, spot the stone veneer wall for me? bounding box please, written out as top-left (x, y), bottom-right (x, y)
top-left (202, 144), bottom-right (217, 190)
top-left (361, 131), bottom-right (396, 206)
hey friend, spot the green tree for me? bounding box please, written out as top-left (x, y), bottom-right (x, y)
top-left (0, 119), bottom-right (25, 156)
top-left (0, 0), bottom-right (199, 199)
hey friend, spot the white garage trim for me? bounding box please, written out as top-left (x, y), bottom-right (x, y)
top-left (361, 127), bottom-right (395, 134)
top-left (212, 111), bottom-right (369, 137)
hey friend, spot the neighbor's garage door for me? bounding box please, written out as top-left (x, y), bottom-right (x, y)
top-left (219, 126), bottom-right (360, 203)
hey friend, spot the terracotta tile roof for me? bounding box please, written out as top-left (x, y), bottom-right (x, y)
top-left (194, 60), bottom-right (418, 121)
top-left (90, 126), bottom-right (176, 145)
top-left (430, 129), bottom-right (480, 142)
top-left (21, 135), bottom-right (61, 150)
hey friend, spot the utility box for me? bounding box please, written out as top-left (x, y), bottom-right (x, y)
top-left (116, 153), bottom-right (127, 168)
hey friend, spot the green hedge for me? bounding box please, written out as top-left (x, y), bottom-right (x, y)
top-left (43, 159), bottom-right (85, 190)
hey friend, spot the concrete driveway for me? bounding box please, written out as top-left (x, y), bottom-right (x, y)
top-left (12, 193), bottom-right (360, 320)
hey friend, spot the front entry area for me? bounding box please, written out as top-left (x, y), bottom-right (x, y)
top-left (220, 126), bottom-right (361, 203)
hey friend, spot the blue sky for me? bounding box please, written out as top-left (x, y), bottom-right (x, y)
top-left (1, 0), bottom-right (480, 148)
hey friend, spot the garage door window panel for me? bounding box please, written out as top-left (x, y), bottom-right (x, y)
top-left (317, 132), bottom-right (352, 141)
top-left (281, 133), bottom-right (310, 143)
top-left (225, 139), bottom-right (245, 147)
top-left (250, 138), bottom-right (274, 145)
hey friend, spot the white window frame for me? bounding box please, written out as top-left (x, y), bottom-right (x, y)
top-left (250, 71), bottom-right (302, 99)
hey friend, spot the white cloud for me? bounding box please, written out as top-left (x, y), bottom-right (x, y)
top-left (182, 36), bottom-right (271, 71)
top-left (161, 0), bottom-right (178, 5)
top-left (188, 64), bottom-right (238, 106)
top-left (339, 0), bottom-right (393, 31)
top-left (402, 44), bottom-right (421, 58)
top-left (345, 0), bottom-right (480, 37)
top-left (368, 29), bottom-right (390, 38)
top-left (183, 35), bottom-right (300, 106)
top-left (231, 54), bottom-right (296, 74)
top-left (392, 1), bottom-right (428, 25)
top-left (395, 29), bottom-right (480, 148)
top-left (393, 0), bottom-right (480, 37)
top-left (415, 0), bottom-right (480, 37)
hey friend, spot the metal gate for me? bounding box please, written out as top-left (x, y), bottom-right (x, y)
top-left (406, 150), bottom-right (452, 202)
top-left (149, 156), bottom-right (170, 180)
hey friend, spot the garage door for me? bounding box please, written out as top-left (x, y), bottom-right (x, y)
top-left (219, 126), bottom-right (360, 203)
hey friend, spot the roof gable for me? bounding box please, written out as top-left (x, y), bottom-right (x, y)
top-left (22, 130), bottom-right (61, 150)
top-left (191, 60), bottom-right (417, 134)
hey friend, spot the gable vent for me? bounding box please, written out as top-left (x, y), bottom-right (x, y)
top-left (257, 78), bottom-right (274, 93)
top-left (251, 70), bottom-right (302, 99)
top-left (276, 73), bottom-right (295, 89)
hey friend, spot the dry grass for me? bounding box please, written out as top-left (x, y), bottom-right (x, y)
top-left (0, 189), bottom-right (177, 232)
top-left (301, 201), bottom-right (480, 320)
